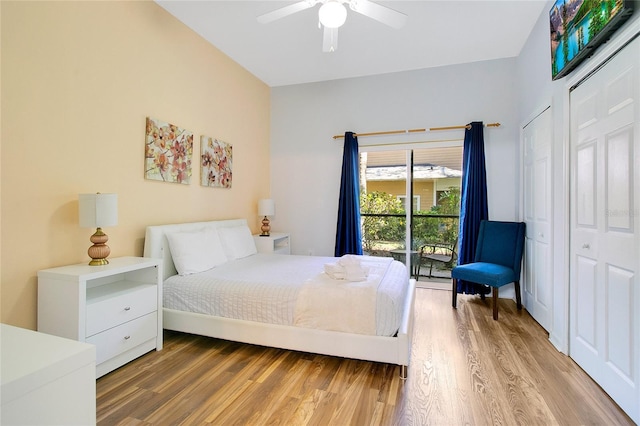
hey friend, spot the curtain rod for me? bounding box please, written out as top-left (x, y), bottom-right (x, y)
top-left (332, 122), bottom-right (501, 140)
top-left (332, 128), bottom-right (426, 140)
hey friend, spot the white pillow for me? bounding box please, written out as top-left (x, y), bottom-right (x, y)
top-left (166, 228), bottom-right (228, 275)
top-left (217, 225), bottom-right (257, 260)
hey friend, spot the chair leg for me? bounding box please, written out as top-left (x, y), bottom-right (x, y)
top-left (492, 287), bottom-right (499, 320)
top-left (514, 280), bottom-right (522, 310)
top-left (452, 278), bottom-right (457, 308)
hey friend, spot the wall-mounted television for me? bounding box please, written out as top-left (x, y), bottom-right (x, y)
top-left (550, 0), bottom-right (634, 80)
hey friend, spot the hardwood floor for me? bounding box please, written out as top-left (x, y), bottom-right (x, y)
top-left (97, 289), bottom-right (634, 425)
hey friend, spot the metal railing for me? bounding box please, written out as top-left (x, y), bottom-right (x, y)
top-left (361, 212), bottom-right (459, 280)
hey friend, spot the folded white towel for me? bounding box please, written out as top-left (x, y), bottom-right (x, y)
top-left (343, 263), bottom-right (368, 281)
top-left (338, 254), bottom-right (361, 266)
top-left (324, 263), bottom-right (346, 280)
top-left (324, 255), bottom-right (369, 282)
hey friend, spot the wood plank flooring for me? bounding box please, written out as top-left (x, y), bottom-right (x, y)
top-left (97, 289), bottom-right (634, 425)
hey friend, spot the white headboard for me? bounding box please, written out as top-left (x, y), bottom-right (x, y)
top-left (143, 218), bottom-right (248, 281)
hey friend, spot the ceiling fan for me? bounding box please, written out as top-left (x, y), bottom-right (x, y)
top-left (257, 0), bottom-right (407, 53)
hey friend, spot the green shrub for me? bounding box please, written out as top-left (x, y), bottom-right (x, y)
top-left (360, 187), bottom-right (460, 252)
top-left (360, 191), bottom-right (404, 252)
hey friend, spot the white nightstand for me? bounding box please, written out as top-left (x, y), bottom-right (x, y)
top-left (253, 233), bottom-right (290, 254)
top-left (37, 256), bottom-right (163, 378)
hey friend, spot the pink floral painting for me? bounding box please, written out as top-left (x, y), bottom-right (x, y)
top-left (201, 136), bottom-right (232, 188)
top-left (145, 117), bottom-right (193, 184)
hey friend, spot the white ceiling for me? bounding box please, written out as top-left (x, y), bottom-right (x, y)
top-left (156, 0), bottom-right (548, 87)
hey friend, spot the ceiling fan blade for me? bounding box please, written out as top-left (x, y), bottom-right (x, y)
top-left (257, 1), bottom-right (316, 24)
top-left (350, 0), bottom-right (407, 29)
top-left (322, 26), bottom-right (339, 53)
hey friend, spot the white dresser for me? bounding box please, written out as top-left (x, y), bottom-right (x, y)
top-left (37, 256), bottom-right (163, 378)
top-left (1, 324), bottom-right (96, 425)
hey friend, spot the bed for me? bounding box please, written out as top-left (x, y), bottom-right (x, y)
top-left (143, 218), bottom-right (416, 378)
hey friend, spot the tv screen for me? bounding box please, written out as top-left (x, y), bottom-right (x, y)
top-left (550, 0), bottom-right (634, 80)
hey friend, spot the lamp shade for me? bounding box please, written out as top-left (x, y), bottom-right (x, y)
top-left (258, 199), bottom-right (275, 216)
top-left (79, 193), bottom-right (118, 228)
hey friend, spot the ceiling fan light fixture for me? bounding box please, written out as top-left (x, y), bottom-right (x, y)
top-left (319, 1), bottom-right (347, 28)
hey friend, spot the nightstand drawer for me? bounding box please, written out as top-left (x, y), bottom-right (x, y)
top-left (86, 312), bottom-right (157, 365)
top-left (86, 284), bottom-right (157, 337)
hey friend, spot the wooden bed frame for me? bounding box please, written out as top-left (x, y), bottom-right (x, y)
top-left (143, 219), bottom-right (416, 378)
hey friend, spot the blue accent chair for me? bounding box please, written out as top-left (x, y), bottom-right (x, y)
top-left (451, 220), bottom-right (526, 320)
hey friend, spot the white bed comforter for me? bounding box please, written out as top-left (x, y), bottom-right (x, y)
top-left (294, 256), bottom-right (393, 335)
top-left (163, 254), bottom-right (408, 336)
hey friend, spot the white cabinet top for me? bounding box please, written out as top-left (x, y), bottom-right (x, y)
top-left (37, 256), bottom-right (161, 280)
top-left (0, 324), bottom-right (95, 404)
top-left (256, 232), bottom-right (289, 238)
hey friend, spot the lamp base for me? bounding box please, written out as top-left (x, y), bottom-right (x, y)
top-left (87, 227), bottom-right (110, 266)
top-left (260, 216), bottom-right (271, 237)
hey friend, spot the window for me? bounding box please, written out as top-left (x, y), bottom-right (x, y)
top-left (397, 195), bottom-right (421, 211)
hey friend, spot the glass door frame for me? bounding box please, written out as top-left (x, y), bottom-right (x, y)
top-left (359, 139), bottom-right (463, 278)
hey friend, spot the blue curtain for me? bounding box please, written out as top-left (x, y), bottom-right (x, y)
top-left (335, 131), bottom-right (363, 256)
top-left (456, 122), bottom-right (489, 294)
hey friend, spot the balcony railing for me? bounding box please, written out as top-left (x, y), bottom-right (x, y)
top-left (361, 213), bottom-right (459, 281)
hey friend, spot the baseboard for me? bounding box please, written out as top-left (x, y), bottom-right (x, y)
top-left (416, 280), bottom-right (451, 291)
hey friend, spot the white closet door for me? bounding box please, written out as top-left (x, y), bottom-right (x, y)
top-left (523, 107), bottom-right (553, 331)
top-left (569, 38), bottom-right (639, 423)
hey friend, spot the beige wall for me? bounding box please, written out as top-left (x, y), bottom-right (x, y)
top-left (367, 181), bottom-right (436, 211)
top-left (367, 181), bottom-right (406, 199)
top-left (413, 181), bottom-right (435, 211)
top-left (1, 1), bottom-right (270, 329)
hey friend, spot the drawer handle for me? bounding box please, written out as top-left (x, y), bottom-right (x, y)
top-left (124, 306), bottom-right (131, 311)
top-left (124, 335), bottom-right (131, 340)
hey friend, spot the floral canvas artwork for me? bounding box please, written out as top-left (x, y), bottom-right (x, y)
top-left (201, 136), bottom-right (232, 188)
top-left (145, 117), bottom-right (193, 184)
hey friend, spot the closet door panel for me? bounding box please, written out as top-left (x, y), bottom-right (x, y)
top-left (569, 37), bottom-right (639, 423)
top-left (522, 107), bottom-right (553, 331)
top-left (575, 256), bottom-right (598, 351)
top-left (605, 264), bottom-right (634, 380)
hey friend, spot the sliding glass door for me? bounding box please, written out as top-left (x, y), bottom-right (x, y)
top-left (359, 148), bottom-right (410, 267)
top-left (359, 143), bottom-right (462, 282)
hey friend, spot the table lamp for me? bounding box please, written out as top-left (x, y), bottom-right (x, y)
top-left (79, 193), bottom-right (118, 266)
top-left (258, 199), bottom-right (275, 237)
